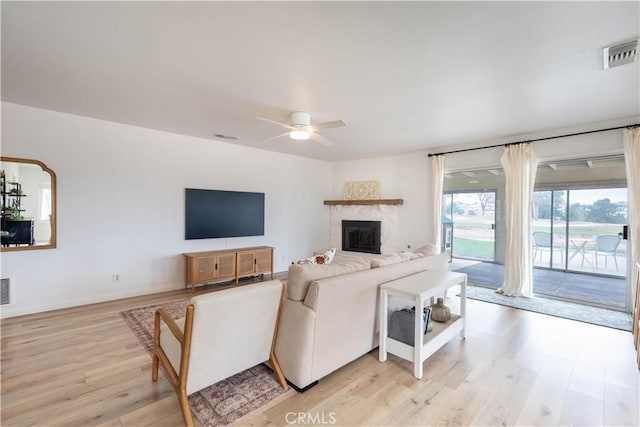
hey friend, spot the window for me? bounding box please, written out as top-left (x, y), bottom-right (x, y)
top-left (39, 188), bottom-right (51, 221)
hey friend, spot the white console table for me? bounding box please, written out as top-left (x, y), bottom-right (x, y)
top-left (378, 270), bottom-right (467, 379)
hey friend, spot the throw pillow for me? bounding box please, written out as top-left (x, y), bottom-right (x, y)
top-left (294, 248), bottom-right (336, 265)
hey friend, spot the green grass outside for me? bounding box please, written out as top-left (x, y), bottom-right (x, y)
top-left (452, 237), bottom-right (494, 260)
top-left (450, 217), bottom-right (494, 229)
top-left (449, 215), bottom-right (626, 259)
top-left (531, 224), bottom-right (624, 236)
top-left (451, 215), bottom-right (625, 236)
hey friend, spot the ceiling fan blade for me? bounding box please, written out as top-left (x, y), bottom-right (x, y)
top-left (256, 116), bottom-right (295, 130)
top-left (309, 132), bottom-right (333, 146)
top-left (263, 132), bottom-right (290, 142)
top-left (310, 120), bottom-right (346, 132)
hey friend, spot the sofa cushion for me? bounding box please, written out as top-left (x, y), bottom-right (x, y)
top-left (370, 251), bottom-right (422, 268)
top-left (403, 251), bottom-right (422, 260)
top-left (370, 253), bottom-right (404, 268)
top-left (415, 243), bottom-right (440, 256)
top-left (286, 257), bottom-right (371, 301)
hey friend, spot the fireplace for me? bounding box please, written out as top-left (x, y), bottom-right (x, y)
top-left (342, 220), bottom-right (381, 254)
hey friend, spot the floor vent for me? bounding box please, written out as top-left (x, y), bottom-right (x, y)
top-left (1, 278), bottom-right (11, 305)
top-left (604, 40), bottom-right (638, 69)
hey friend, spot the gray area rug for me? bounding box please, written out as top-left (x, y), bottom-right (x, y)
top-left (121, 300), bottom-right (291, 426)
top-left (465, 285), bottom-right (632, 331)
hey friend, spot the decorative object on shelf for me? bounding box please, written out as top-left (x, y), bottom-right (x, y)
top-left (3, 206), bottom-right (22, 220)
top-left (1, 182), bottom-right (26, 218)
top-left (342, 180), bottom-right (381, 200)
top-left (430, 297), bottom-right (451, 322)
top-left (388, 306), bottom-right (431, 346)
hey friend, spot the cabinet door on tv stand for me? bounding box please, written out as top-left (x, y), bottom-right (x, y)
top-left (194, 256), bottom-right (217, 284)
top-left (236, 251), bottom-right (256, 278)
top-left (215, 253), bottom-right (237, 279)
top-left (254, 248), bottom-right (272, 274)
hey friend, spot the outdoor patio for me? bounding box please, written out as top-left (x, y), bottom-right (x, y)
top-left (452, 259), bottom-right (627, 309)
top-left (532, 232), bottom-right (627, 277)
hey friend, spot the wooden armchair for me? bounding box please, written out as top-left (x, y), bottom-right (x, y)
top-left (152, 280), bottom-right (288, 427)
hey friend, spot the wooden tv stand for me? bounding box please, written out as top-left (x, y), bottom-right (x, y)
top-left (183, 246), bottom-right (274, 291)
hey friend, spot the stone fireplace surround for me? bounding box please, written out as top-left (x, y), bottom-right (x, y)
top-left (327, 201), bottom-right (402, 255)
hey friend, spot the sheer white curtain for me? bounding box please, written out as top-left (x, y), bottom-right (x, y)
top-left (499, 143), bottom-right (538, 297)
top-left (431, 155), bottom-right (445, 251)
top-left (624, 128), bottom-right (640, 309)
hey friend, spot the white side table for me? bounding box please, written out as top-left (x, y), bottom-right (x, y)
top-left (378, 270), bottom-right (467, 379)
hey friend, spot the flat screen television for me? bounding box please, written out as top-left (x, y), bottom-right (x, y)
top-left (185, 188), bottom-right (265, 239)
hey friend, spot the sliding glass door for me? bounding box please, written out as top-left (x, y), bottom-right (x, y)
top-left (445, 158), bottom-right (628, 310)
top-left (443, 191), bottom-right (496, 261)
top-left (532, 190), bottom-right (567, 270)
top-left (532, 187), bottom-right (627, 278)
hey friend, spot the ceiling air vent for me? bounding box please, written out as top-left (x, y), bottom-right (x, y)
top-left (212, 133), bottom-right (238, 141)
top-left (604, 40), bottom-right (638, 69)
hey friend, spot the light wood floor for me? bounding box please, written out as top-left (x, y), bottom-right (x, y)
top-left (1, 276), bottom-right (638, 427)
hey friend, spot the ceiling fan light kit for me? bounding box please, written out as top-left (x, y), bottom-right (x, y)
top-left (257, 111), bottom-right (346, 146)
top-left (289, 130), bottom-right (310, 140)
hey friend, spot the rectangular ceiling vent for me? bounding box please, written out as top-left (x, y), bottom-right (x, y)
top-left (604, 40), bottom-right (638, 69)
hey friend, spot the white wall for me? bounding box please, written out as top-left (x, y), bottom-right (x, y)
top-left (331, 152), bottom-right (435, 251)
top-left (0, 102), bottom-right (331, 317)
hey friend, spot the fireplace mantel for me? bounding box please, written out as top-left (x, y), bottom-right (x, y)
top-left (324, 199), bottom-right (403, 206)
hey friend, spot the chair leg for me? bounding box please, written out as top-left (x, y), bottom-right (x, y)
top-left (269, 351), bottom-right (289, 390)
top-left (613, 254), bottom-right (618, 272)
top-left (152, 352), bottom-right (159, 382)
top-left (177, 388), bottom-right (193, 427)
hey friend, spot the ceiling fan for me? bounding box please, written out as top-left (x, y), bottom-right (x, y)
top-left (257, 111), bottom-right (346, 146)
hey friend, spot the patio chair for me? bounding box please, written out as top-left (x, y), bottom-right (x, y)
top-left (594, 234), bottom-right (622, 272)
top-left (533, 231), bottom-right (563, 263)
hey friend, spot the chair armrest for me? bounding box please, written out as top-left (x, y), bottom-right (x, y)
top-left (153, 304), bottom-right (194, 390)
top-left (155, 307), bottom-right (184, 342)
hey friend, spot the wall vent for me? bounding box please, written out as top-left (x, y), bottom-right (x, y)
top-left (604, 40), bottom-right (638, 69)
top-left (1, 278), bottom-right (11, 305)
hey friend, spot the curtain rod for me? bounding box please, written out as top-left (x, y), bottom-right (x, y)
top-left (427, 123), bottom-right (640, 158)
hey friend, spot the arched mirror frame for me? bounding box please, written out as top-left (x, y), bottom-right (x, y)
top-left (1, 156), bottom-right (57, 252)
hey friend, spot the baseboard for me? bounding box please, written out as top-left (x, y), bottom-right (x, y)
top-left (0, 282), bottom-right (182, 319)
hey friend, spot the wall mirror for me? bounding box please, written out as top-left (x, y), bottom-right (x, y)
top-left (1, 157), bottom-right (57, 251)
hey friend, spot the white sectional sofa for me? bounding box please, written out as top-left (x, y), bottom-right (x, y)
top-left (275, 249), bottom-right (449, 390)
